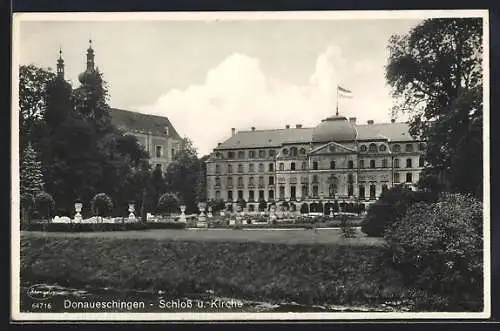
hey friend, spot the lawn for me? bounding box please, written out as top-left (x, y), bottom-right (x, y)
top-left (21, 228), bottom-right (385, 246)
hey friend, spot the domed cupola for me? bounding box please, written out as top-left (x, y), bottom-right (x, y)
top-left (311, 115), bottom-right (357, 143)
top-left (78, 39), bottom-right (99, 85)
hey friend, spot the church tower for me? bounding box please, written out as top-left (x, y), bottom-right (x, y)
top-left (56, 47), bottom-right (65, 80)
top-left (78, 39), bottom-right (98, 85)
top-left (85, 39), bottom-right (95, 71)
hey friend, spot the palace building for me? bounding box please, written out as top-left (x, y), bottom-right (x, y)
top-left (205, 114), bottom-right (425, 212)
top-left (56, 41), bottom-right (183, 172)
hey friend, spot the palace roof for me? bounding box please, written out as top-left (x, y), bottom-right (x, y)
top-left (110, 108), bottom-right (181, 140)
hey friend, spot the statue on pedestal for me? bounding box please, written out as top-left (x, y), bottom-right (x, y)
top-left (207, 206), bottom-right (213, 218)
top-left (179, 205), bottom-right (187, 223)
top-left (74, 201), bottom-right (83, 223)
top-left (128, 202), bottom-right (136, 221)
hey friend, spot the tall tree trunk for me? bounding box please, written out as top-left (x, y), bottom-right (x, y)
top-left (140, 188), bottom-right (147, 222)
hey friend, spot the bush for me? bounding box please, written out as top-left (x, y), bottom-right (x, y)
top-left (340, 215), bottom-right (356, 238)
top-left (385, 193), bottom-right (483, 311)
top-left (208, 198), bottom-right (225, 213)
top-left (157, 193), bottom-right (180, 216)
top-left (23, 221), bottom-right (187, 232)
top-left (34, 192), bottom-right (55, 220)
top-left (361, 186), bottom-right (436, 237)
top-left (91, 193), bottom-right (114, 217)
top-left (21, 193), bottom-right (35, 225)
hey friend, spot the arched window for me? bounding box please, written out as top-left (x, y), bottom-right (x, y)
top-left (379, 144), bottom-right (387, 152)
top-left (290, 147), bottom-right (298, 156)
top-left (406, 158), bottom-right (412, 168)
top-left (393, 144), bottom-right (401, 153)
top-left (369, 143), bottom-right (377, 153)
top-left (282, 148), bottom-right (289, 156)
top-left (290, 162), bottom-right (296, 171)
top-left (382, 159), bottom-right (388, 168)
top-left (360, 145), bottom-right (367, 152)
top-left (330, 161), bottom-right (336, 169)
top-left (348, 160), bottom-right (354, 169)
top-left (419, 156), bottom-right (425, 167)
top-left (370, 159), bottom-right (376, 168)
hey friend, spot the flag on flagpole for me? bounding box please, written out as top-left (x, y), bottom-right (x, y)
top-left (338, 85), bottom-right (353, 98)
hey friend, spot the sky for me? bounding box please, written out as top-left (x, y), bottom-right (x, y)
top-left (16, 14), bottom-right (424, 156)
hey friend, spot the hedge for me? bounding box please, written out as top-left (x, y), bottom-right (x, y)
top-left (21, 221), bottom-right (186, 232)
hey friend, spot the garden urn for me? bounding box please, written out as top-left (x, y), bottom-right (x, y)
top-left (128, 202), bottom-right (136, 221)
top-left (179, 205), bottom-right (187, 223)
top-left (74, 202), bottom-right (83, 223)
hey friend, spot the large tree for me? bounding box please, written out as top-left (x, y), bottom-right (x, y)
top-left (386, 18), bottom-right (483, 198)
top-left (20, 142), bottom-right (44, 197)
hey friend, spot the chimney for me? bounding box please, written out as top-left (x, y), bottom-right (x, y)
top-left (391, 119), bottom-right (395, 123)
top-left (367, 120), bottom-right (374, 125)
top-left (231, 128), bottom-right (236, 136)
top-left (285, 124), bottom-right (290, 129)
top-left (296, 124), bottom-right (302, 128)
top-left (251, 127), bottom-right (256, 131)
top-left (349, 117), bottom-right (357, 123)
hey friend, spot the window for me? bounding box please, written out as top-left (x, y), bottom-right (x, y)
top-left (155, 145), bottom-right (162, 158)
top-left (394, 158), bottom-right (400, 168)
top-left (249, 163), bottom-right (255, 172)
top-left (215, 164), bottom-right (220, 174)
top-left (269, 176), bottom-right (275, 185)
top-left (259, 163), bottom-right (264, 172)
top-left (248, 204), bottom-right (255, 212)
top-left (290, 147), bottom-right (298, 156)
top-left (215, 177), bottom-right (221, 186)
top-left (382, 159), bottom-right (388, 168)
top-left (406, 158), bottom-right (412, 168)
top-left (269, 150), bottom-right (276, 157)
top-left (259, 150), bottom-right (266, 158)
top-left (238, 151), bottom-right (245, 159)
top-left (301, 184), bottom-right (308, 198)
top-left (418, 142), bottom-right (426, 151)
top-left (215, 190), bottom-right (221, 200)
top-left (299, 147), bottom-right (306, 155)
top-left (228, 151), bottom-right (235, 159)
top-left (249, 150), bottom-right (256, 159)
top-left (405, 144), bottom-right (414, 152)
top-left (269, 163), bottom-right (274, 172)
top-left (290, 186), bottom-right (296, 199)
top-left (249, 190), bottom-right (255, 201)
top-left (301, 162), bottom-right (307, 170)
top-left (347, 174), bottom-right (354, 183)
top-left (370, 159), bottom-right (376, 169)
top-left (282, 148), bottom-right (289, 156)
top-left (238, 190), bottom-right (244, 200)
top-left (238, 164), bottom-right (244, 173)
top-left (359, 185), bottom-right (365, 199)
top-left (369, 143), bottom-right (377, 153)
top-left (419, 156), bottom-right (425, 167)
top-left (279, 163), bottom-right (284, 171)
top-left (227, 176), bottom-right (233, 186)
top-left (258, 176), bottom-right (264, 186)
top-left (171, 149), bottom-right (175, 159)
top-left (227, 190), bottom-right (233, 201)
top-left (312, 175), bottom-right (319, 183)
top-left (393, 144), bottom-right (401, 153)
top-left (313, 161), bottom-right (318, 170)
top-left (348, 160), bottom-right (354, 169)
top-left (268, 190), bottom-right (274, 200)
top-left (249, 177), bottom-right (255, 186)
top-left (259, 190), bottom-right (265, 200)
top-left (238, 177), bottom-right (244, 187)
top-left (406, 173), bottom-right (413, 183)
top-left (359, 160), bottom-right (365, 169)
top-left (360, 145), bottom-right (367, 152)
top-left (379, 144), bottom-right (387, 152)
top-left (312, 185), bottom-right (319, 197)
top-left (394, 173), bottom-right (400, 183)
top-left (290, 162), bottom-right (296, 171)
top-left (369, 184), bottom-right (376, 199)
top-left (279, 186), bottom-right (285, 199)
top-left (164, 126), bottom-right (169, 136)
top-left (348, 184), bottom-right (354, 196)
top-left (330, 161), bottom-right (336, 169)
top-left (228, 164), bottom-right (233, 173)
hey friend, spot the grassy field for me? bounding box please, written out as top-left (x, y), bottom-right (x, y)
top-left (21, 228), bottom-right (385, 246)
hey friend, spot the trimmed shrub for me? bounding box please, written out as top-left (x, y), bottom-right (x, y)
top-left (34, 192), bottom-right (55, 221)
top-left (385, 193), bottom-right (483, 311)
top-left (361, 186), bottom-right (436, 237)
top-left (157, 193), bottom-right (180, 216)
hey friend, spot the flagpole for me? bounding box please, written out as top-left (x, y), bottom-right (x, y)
top-left (336, 84), bottom-right (339, 116)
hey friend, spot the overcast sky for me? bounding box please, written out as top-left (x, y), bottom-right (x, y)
top-left (17, 14), bottom-right (424, 155)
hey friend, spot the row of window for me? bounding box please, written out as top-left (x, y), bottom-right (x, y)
top-left (154, 145), bottom-right (176, 159)
top-left (214, 172), bottom-right (414, 188)
top-left (216, 142), bottom-right (425, 160)
top-left (214, 157), bottom-right (425, 173)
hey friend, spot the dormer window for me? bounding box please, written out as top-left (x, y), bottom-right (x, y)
top-left (164, 126), bottom-right (169, 136)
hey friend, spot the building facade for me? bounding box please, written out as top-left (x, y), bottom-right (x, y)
top-left (56, 41), bottom-right (183, 172)
top-left (206, 115), bottom-right (425, 212)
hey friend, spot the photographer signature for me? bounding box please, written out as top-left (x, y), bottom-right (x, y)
top-left (26, 284), bottom-right (57, 300)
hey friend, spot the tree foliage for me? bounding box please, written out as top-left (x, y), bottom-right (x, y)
top-left (157, 192), bottom-right (180, 216)
top-left (34, 192), bottom-right (55, 220)
top-left (91, 193), bottom-right (114, 217)
top-left (386, 18), bottom-right (483, 198)
top-left (385, 193), bottom-right (483, 310)
top-left (20, 142), bottom-right (44, 197)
